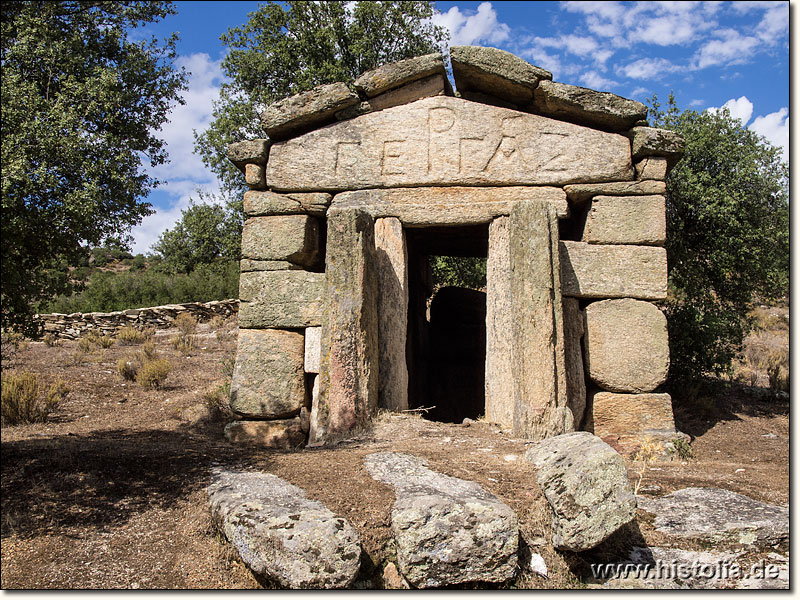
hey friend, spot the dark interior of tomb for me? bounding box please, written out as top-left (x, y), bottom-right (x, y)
top-left (405, 224), bottom-right (488, 423)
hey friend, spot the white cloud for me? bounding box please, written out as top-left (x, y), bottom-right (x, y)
top-left (432, 2), bottom-right (510, 46)
top-left (720, 96), bottom-right (754, 125)
top-left (618, 57), bottom-right (678, 79)
top-left (750, 107), bottom-right (789, 164)
top-left (580, 71), bottom-right (618, 90)
top-left (630, 86), bottom-right (650, 98)
top-left (518, 46), bottom-right (564, 76)
top-left (693, 29), bottom-right (761, 69)
top-left (132, 53), bottom-right (227, 254)
top-left (754, 2), bottom-right (788, 44)
top-left (688, 98), bottom-right (705, 107)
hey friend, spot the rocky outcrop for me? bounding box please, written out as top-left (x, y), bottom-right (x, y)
top-left (365, 452), bottom-right (518, 588)
top-left (525, 431), bottom-right (636, 552)
top-left (208, 470), bottom-right (361, 588)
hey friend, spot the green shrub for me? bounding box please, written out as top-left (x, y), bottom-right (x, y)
top-left (1, 372), bottom-right (67, 426)
top-left (136, 359), bottom-right (172, 389)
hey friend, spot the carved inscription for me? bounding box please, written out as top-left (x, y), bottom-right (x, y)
top-left (267, 96), bottom-right (633, 191)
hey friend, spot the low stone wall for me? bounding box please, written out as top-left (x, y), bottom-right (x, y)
top-left (36, 299), bottom-right (239, 339)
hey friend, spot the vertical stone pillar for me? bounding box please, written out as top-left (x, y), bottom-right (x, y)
top-left (374, 217), bottom-right (409, 411)
top-left (309, 207), bottom-right (379, 445)
top-left (485, 216), bottom-right (514, 428)
top-left (509, 199), bottom-right (573, 439)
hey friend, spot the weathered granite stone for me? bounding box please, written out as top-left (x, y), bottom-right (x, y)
top-left (332, 186), bottom-right (568, 225)
top-left (559, 241), bottom-right (668, 300)
top-left (260, 82), bottom-right (360, 140)
top-left (382, 562), bottom-right (411, 589)
top-left (583, 195), bottom-right (666, 246)
top-left (450, 45), bottom-right (551, 105)
top-left (563, 297), bottom-right (586, 429)
top-left (460, 90), bottom-right (518, 110)
top-left (532, 80), bottom-right (647, 132)
top-left (364, 452), bottom-right (518, 588)
top-left (635, 156), bottom-right (668, 181)
top-left (227, 139), bottom-right (270, 170)
top-left (239, 259), bottom-right (302, 272)
top-left (304, 326), bottom-right (321, 374)
top-left (336, 74), bottom-right (449, 121)
top-left (628, 126), bottom-right (685, 160)
top-left (208, 470), bottom-right (361, 588)
top-left (564, 180), bottom-right (666, 202)
top-left (229, 329), bottom-right (305, 418)
top-left (485, 216), bottom-right (514, 428)
top-left (590, 391), bottom-right (677, 456)
top-left (224, 418), bottom-right (306, 449)
top-left (510, 200), bottom-right (572, 439)
top-left (239, 271), bottom-right (325, 328)
top-left (311, 208), bottom-right (379, 444)
top-left (525, 431), bottom-right (637, 552)
top-left (584, 299), bottom-right (669, 393)
top-left (244, 191), bottom-right (331, 217)
top-left (354, 53), bottom-right (445, 97)
top-left (267, 96), bottom-right (633, 191)
top-left (375, 218), bottom-right (408, 411)
top-left (638, 487), bottom-right (789, 548)
top-left (244, 163), bottom-right (266, 189)
top-left (241, 215), bottom-right (320, 267)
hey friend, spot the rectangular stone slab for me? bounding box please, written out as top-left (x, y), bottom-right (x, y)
top-left (332, 186), bottom-right (568, 225)
top-left (564, 180), bottom-right (665, 202)
top-left (244, 191), bottom-right (331, 217)
top-left (267, 96), bottom-right (633, 191)
top-left (559, 241), bottom-right (667, 300)
top-left (582, 195), bottom-right (666, 246)
top-left (241, 215), bottom-right (321, 267)
top-left (563, 297), bottom-right (586, 429)
top-left (589, 391), bottom-right (677, 457)
top-left (238, 271), bottom-right (325, 328)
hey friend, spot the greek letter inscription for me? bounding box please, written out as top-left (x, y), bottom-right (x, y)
top-left (381, 140), bottom-right (407, 175)
top-left (334, 141), bottom-right (362, 175)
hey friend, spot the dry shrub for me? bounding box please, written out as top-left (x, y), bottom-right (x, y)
top-left (136, 359), bottom-right (172, 389)
top-left (117, 358), bottom-right (138, 381)
top-left (174, 312), bottom-right (198, 335)
top-left (116, 326), bottom-right (153, 345)
top-left (85, 331), bottom-right (114, 348)
top-left (43, 333), bottom-right (62, 347)
top-left (77, 336), bottom-right (93, 352)
top-left (172, 333), bottom-right (196, 355)
top-left (766, 349), bottom-right (789, 392)
top-left (67, 349), bottom-right (87, 366)
top-left (141, 341), bottom-right (157, 360)
top-left (632, 437), bottom-right (662, 495)
top-left (1, 372), bottom-right (68, 426)
top-left (201, 382), bottom-right (233, 421)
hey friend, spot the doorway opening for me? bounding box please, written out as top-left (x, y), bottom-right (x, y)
top-left (404, 224), bottom-right (489, 423)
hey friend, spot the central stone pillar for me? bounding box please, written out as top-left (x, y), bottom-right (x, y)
top-left (508, 199), bottom-right (573, 439)
top-left (309, 207), bottom-right (379, 445)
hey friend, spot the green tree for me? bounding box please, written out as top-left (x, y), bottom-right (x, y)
top-left (1, 1), bottom-right (187, 334)
top-left (152, 195), bottom-right (242, 274)
top-left (649, 95), bottom-right (789, 383)
top-left (195, 1), bottom-right (447, 195)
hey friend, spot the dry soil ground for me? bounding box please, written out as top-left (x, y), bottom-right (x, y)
top-left (0, 313), bottom-right (789, 589)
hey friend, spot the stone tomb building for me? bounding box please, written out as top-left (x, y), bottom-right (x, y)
top-left (225, 46), bottom-right (685, 452)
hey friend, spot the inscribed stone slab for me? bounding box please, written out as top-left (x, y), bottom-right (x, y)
top-left (267, 97), bottom-right (633, 191)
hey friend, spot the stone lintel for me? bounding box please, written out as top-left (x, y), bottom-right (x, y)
top-left (244, 191), bottom-right (331, 217)
top-left (559, 241), bottom-right (667, 300)
top-left (564, 180), bottom-right (666, 202)
top-left (260, 82), bottom-right (359, 141)
top-left (354, 53), bottom-right (445, 97)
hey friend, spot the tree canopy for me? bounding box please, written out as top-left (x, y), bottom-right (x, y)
top-left (194, 1), bottom-right (448, 195)
top-left (1, 1), bottom-right (186, 334)
top-left (649, 95), bottom-right (789, 382)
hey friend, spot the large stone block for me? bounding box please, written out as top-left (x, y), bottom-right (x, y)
top-left (243, 190), bottom-right (331, 217)
top-left (311, 208), bottom-right (379, 444)
top-left (485, 216), bottom-right (514, 428)
top-left (260, 82), bottom-right (359, 140)
top-left (450, 45), bottom-right (551, 105)
top-left (227, 139), bottom-right (270, 171)
top-left (375, 218), bottom-right (409, 411)
top-left (224, 418), bottom-right (306, 449)
top-left (365, 452), bottom-right (518, 588)
top-left (267, 96), bottom-right (633, 191)
top-left (584, 299), bottom-right (669, 393)
top-left (563, 297), bottom-right (586, 429)
top-left (241, 215), bottom-right (321, 267)
top-left (635, 156), bottom-right (668, 181)
top-left (531, 80), bottom-right (647, 132)
top-left (238, 271), bottom-right (325, 328)
top-left (559, 241), bottom-right (668, 300)
top-left (526, 432), bottom-right (637, 552)
top-left (509, 200), bottom-right (572, 439)
top-left (304, 327), bottom-right (321, 374)
top-left (239, 259), bottom-right (303, 272)
top-left (339, 75), bottom-right (449, 120)
top-left (354, 52), bottom-right (445, 97)
top-left (589, 391), bottom-right (677, 456)
top-left (331, 185), bottom-right (568, 225)
top-left (628, 126), bottom-right (685, 160)
top-left (229, 329), bottom-right (305, 418)
top-left (582, 195), bottom-right (666, 246)
top-left (563, 180), bottom-right (666, 202)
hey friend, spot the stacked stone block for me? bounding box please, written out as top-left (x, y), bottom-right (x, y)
top-left (225, 46), bottom-right (685, 449)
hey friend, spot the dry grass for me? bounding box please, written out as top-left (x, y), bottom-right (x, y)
top-left (1, 372), bottom-right (69, 426)
top-left (135, 359), bottom-right (172, 390)
top-left (116, 326), bottom-right (154, 346)
top-left (732, 304), bottom-right (788, 391)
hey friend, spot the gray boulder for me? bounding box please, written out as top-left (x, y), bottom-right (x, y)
top-left (208, 469), bottom-right (361, 589)
top-left (638, 487), bottom-right (789, 548)
top-left (364, 452), bottom-right (518, 588)
top-left (525, 431), bottom-right (636, 552)
top-left (261, 82), bottom-right (359, 140)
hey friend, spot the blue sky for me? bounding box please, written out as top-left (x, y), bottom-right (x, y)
top-left (130, 0), bottom-right (790, 254)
